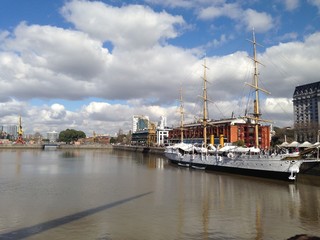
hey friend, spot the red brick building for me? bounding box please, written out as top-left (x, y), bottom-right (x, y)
top-left (168, 118), bottom-right (271, 149)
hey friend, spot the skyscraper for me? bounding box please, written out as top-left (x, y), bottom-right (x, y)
top-left (293, 81), bottom-right (320, 142)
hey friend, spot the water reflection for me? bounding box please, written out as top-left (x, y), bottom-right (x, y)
top-left (170, 170), bottom-right (320, 239)
top-left (112, 149), bottom-right (166, 170)
top-left (60, 151), bottom-right (81, 159)
top-left (111, 150), bottom-right (320, 239)
top-left (0, 192), bottom-right (152, 240)
top-left (0, 149), bottom-right (319, 239)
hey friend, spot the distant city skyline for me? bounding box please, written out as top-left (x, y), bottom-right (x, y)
top-left (0, 0), bottom-right (319, 136)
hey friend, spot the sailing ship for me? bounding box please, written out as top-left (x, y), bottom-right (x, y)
top-left (165, 31), bottom-right (320, 181)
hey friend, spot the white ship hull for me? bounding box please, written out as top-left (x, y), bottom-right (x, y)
top-left (164, 147), bottom-right (316, 181)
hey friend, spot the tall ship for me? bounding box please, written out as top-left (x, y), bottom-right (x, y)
top-left (165, 31), bottom-right (320, 181)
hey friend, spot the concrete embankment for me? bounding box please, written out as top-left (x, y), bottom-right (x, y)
top-left (0, 144), bottom-right (161, 154)
top-left (112, 145), bottom-right (165, 155)
top-left (0, 144), bottom-right (113, 150)
top-left (0, 144), bottom-right (43, 149)
top-left (59, 144), bottom-right (113, 150)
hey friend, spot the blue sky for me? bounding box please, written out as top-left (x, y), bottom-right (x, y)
top-left (0, 0), bottom-right (319, 136)
top-left (2, 1), bottom-right (318, 53)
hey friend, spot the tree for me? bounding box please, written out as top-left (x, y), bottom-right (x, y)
top-left (59, 129), bottom-right (86, 143)
top-left (109, 130), bottom-right (131, 145)
top-left (270, 126), bottom-right (295, 147)
top-left (234, 140), bottom-right (245, 147)
top-left (110, 137), bottom-right (116, 144)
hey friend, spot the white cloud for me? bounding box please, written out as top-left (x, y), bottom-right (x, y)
top-left (206, 34), bottom-right (233, 49)
top-left (49, 104), bottom-right (67, 119)
top-left (0, 99), bottom-right (28, 118)
top-left (277, 32), bottom-right (298, 42)
top-left (0, 0), bottom-right (319, 136)
top-left (4, 22), bottom-right (111, 81)
top-left (145, 0), bottom-right (221, 8)
top-left (198, 3), bottom-right (274, 33)
top-left (61, 1), bottom-right (185, 50)
top-left (242, 9), bottom-right (274, 33)
top-left (261, 32), bottom-right (320, 98)
top-left (82, 102), bottom-right (133, 122)
top-left (284, 0), bottom-right (300, 11)
top-left (2, 28), bottom-right (320, 134)
top-left (198, 3), bottom-right (241, 20)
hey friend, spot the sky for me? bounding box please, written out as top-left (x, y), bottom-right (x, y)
top-left (0, 0), bottom-right (320, 137)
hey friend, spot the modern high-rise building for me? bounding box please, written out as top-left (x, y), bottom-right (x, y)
top-left (157, 116), bottom-right (167, 130)
top-left (156, 116), bottom-right (169, 145)
top-left (131, 115), bottom-right (170, 145)
top-left (132, 115), bottom-right (149, 133)
top-left (293, 81), bottom-right (320, 142)
top-left (47, 131), bottom-right (59, 142)
top-left (0, 125), bottom-right (18, 140)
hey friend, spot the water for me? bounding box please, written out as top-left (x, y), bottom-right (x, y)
top-left (0, 148), bottom-right (319, 240)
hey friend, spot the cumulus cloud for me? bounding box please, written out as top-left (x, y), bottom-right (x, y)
top-left (260, 32), bottom-right (320, 97)
top-left (82, 102), bottom-right (133, 122)
top-left (242, 9), bottom-right (274, 33)
top-left (0, 0), bottom-right (319, 136)
top-left (61, 1), bottom-right (185, 49)
top-left (4, 23), bottom-right (111, 79)
top-left (197, 3), bottom-right (273, 33)
top-left (198, 3), bottom-right (241, 20)
top-left (0, 22), bottom-right (112, 100)
top-left (0, 99), bottom-right (28, 118)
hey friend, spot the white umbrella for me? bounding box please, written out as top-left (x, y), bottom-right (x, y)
top-left (299, 141), bottom-right (313, 148)
top-left (287, 141), bottom-right (300, 147)
top-left (279, 142), bottom-right (289, 147)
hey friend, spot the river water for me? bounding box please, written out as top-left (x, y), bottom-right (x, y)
top-left (0, 148), bottom-right (319, 240)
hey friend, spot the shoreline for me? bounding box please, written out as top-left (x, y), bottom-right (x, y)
top-left (0, 144), bottom-right (163, 153)
top-left (112, 145), bottom-right (165, 155)
top-left (0, 144), bottom-right (319, 175)
top-left (0, 144), bottom-right (113, 150)
top-left (0, 144), bottom-right (43, 149)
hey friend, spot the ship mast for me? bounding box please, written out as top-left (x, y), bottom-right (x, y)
top-left (246, 29), bottom-right (270, 148)
top-left (202, 59), bottom-right (209, 148)
top-left (179, 87), bottom-right (184, 143)
top-left (252, 30), bottom-right (260, 148)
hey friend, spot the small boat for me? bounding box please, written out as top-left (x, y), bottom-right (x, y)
top-left (165, 31), bottom-right (320, 181)
top-left (178, 162), bottom-right (190, 167)
top-left (191, 165), bottom-right (206, 170)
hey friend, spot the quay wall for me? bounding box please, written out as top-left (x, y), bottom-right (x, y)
top-left (0, 144), bottom-right (161, 154)
top-left (0, 144), bottom-right (113, 150)
top-left (112, 145), bottom-right (165, 155)
top-left (0, 144), bottom-right (43, 149)
top-left (59, 144), bottom-right (112, 150)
